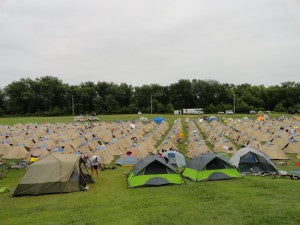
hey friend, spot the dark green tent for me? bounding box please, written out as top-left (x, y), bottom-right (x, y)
top-left (127, 155), bottom-right (184, 188)
top-left (183, 152), bottom-right (240, 181)
top-left (13, 153), bottom-right (87, 196)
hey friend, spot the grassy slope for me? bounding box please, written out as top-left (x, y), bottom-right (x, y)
top-left (0, 114), bottom-right (300, 225)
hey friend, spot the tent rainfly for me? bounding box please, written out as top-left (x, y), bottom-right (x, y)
top-left (13, 153), bottom-right (87, 196)
top-left (183, 152), bottom-right (241, 181)
top-left (127, 155), bottom-right (184, 188)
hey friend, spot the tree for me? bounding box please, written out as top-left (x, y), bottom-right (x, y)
top-left (166, 103), bottom-right (174, 114)
top-left (0, 76), bottom-right (299, 116)
top-left (274, 103), bottom-right (286, 112)
top-left (236, 101), bottom-right (250, 113)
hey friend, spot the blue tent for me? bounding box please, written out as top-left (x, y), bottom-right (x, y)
top-left (208, 116), bottom-right (218, 122)
top-left (153, 117), bottom-right (164, 124)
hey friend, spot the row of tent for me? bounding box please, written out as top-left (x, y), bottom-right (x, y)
top-left (186, 120), bottom-right (210, 158)
top-left (127, 144), bottom-right (279, 187)
top-left (115, 122), bottom-right (169, 165)
top-left (198, 119), bottom-right (298, 161)
top-left (13, 145), bottom-right (278, 195)
top-left (0, 121), bottom-right (170, 166)
top-left (156, 119), bottom-right (182, 153)
top-left (225, 117), bottom-right (300, 154)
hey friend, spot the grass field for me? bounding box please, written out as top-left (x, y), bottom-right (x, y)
top-left (0, 112), bottom-right (291, 125)
top-left (0, 114), bottom-right (300, 225)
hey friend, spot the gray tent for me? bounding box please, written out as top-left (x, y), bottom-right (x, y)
top-left (162, 151), bottom-right (186, 167)
top-left (230, 146), bottom-right (277, 173)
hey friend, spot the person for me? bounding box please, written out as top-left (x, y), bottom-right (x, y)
top-left (178, 131), bottom-right (184, 143)
top-left (90, 155), bottom-right (102, 178)
top-left (130, 122), bottom-right (136, 129)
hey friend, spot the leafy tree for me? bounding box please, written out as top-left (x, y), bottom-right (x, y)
top-left (1, 76), bottom-right (299, 115)
top-left (274, 103), bottom-right (286, 112)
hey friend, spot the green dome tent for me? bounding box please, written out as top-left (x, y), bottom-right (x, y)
top-left (127, 155), bottom-right (184, 188)
top-left (13, 153), bottom-right (87, 196)
top-left (183, 152), bottom-right (241, 181)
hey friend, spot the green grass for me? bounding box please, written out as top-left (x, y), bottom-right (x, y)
top-left (0, 113), bottom-right (292, 125)
top-left (0, 166), bottom-right (299, 225)
top-left (0, 115), bottom-right (299, 225)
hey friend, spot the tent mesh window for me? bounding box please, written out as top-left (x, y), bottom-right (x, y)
top-left (240, 152), bottom-right (258, 163)
top-left (143, 161), bottom-right (173, 175)
top-left (69, 169), bottom-right (79, 181)
top-left (205, 158), bottom-right (232, 170)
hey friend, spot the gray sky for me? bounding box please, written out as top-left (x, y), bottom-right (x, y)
top-left (0, 0), bottom-right (300, 88)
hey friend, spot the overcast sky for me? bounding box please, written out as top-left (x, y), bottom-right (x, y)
top-left (0, 0), bottom-right (300, 87)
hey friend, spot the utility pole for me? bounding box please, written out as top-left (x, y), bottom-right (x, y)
top-left (71, 95), bottom-right (75, 116)
top-left (232, 90), bottom-right (236, 115)
top-left (150, 94), bottom-right (153, 114)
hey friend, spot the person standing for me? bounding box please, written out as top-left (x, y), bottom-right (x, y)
top-left (90, 155), bottom-right (102, 178)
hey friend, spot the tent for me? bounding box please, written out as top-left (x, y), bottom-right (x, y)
top-left (208, 116), bottom-right (218, 122)
top-left (183, 152), bottom-right (240, 181)
top-left (230, 146), bottom-right (277, 173)
top-left (259, 142), bottom-right (289, 161)
top-left (115, 151), bottom-right (138, 166)
top-left (13, 153), bottom-right (87, 196)
top-left (162, 151), bottom-right (186, 167)
top-left (153, 117), bottom-right (164, 124)
top-left (25, 148), bottom-right (49, 162)
top-left (186, 142), bottom-right (210, 158)
top-left (2, 146), bottom-right (28, 159)
top-left (283, 137), bottom-right (300, 154)
top-left (127, 155), bottom-right (184, 188)
top-left (213, 138), bottom-right (237, 153)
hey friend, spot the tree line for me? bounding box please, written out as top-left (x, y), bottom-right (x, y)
top-left (0, 76), bottom-right (299, 116)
